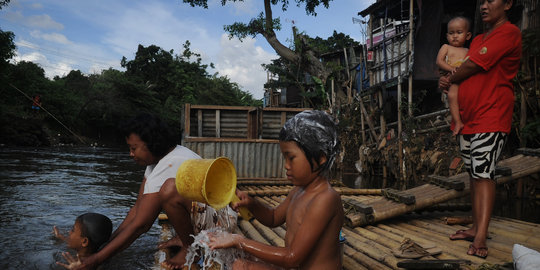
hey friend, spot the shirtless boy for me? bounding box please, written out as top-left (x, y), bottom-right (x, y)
top-left (54, 213), bottom-right (113, 269)
top-left (209, 110), bottom-right (344, 269)
top-left (436, 16), bottom-right (472, 135)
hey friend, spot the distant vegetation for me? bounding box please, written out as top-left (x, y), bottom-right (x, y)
top-left (0, 28), bottom-right (262, 146)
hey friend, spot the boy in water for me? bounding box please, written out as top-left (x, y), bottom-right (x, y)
top-left (208, 110), bottom-right (344, 269)
top-left (436, 16), bottom-right (472, 136)
top-left (53, 213), bottom-right (113, 269)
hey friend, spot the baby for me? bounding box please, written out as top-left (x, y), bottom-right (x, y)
top-left (436, 16), bottom-right (472, 135)
top-left (53, 213), bottom-right (112, 269)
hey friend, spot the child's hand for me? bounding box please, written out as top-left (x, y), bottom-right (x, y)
top-left (439, 75), bottom-right (451, 93)
top-left (207, 232), bottom-right (243, 250)
top-left (231, 189), bottom-right (250, 211)
top-left (53, 226), bottom-right (65, 241)
top-left (56, 252), bottom-right (82, 269)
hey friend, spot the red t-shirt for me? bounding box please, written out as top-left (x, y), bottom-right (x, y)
top-left (457, 21), bottom-right (521, 134)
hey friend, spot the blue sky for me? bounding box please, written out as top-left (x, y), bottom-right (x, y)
top-left (1, 0), bottom-right (375, 99)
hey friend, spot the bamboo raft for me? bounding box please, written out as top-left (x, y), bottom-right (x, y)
top-left (157, 149), bottom-right (540, 269)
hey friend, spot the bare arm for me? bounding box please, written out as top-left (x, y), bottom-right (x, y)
top-left (53, 226), bottom-right (67, 242)
top-left (232, 189), bottom-right (289, 227)
top-left (75, 185), bottom-right (162, 269)
top-left (436, 44), bottom-right (455, 73)
top-left (110, 178), bottom-right (146, 240)
top-left (211, 191), bottom-right (339, 268)
top-left (439, 59), bottom-right (483, 90)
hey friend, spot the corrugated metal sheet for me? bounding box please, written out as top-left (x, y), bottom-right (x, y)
top-left (183, 141), bottom-right (284, 178)
top-left (220, 110), bottom-right (248, 138)
top-left (261, 111), bottom-right (297, 139)
top-left (189, 109), bottom-right (249, 138)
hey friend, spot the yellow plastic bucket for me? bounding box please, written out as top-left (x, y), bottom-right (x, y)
top-left (175, 157), bottom-right (236, 210)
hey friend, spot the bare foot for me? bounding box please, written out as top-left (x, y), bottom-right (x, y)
top-left (161, 248), bottom-right (187, 270)
top-left (158, 236), bottom-right (184, 249)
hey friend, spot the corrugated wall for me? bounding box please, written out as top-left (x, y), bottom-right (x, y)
top-left (189, 109), bottom-right (249, 138)
top-left (261, 111), bottom-right (297, 139)
top-left (183, 141), bottom-right (285, 178)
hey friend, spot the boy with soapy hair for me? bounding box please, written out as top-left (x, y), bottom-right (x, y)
top-left (209, 110), bottom-right (344, 269)
top-left (436, 16), bottom-right (472, 136)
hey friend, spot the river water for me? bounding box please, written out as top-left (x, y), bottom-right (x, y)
top-left (0, 146), bottom-right (163, 270)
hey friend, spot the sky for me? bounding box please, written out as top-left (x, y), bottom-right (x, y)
top-left (1, 0), bottom-right (375, 99)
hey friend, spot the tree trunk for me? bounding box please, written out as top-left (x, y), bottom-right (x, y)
top-left (261, 0), bottom-right (329, 83)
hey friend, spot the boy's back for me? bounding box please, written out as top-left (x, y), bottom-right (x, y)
top-left (285, 179), bottom-right (344, 269)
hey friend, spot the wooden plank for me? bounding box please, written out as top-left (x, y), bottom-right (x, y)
top-left (188, 104), bottom-right (257, 111)
top-left (184, 103), bottom-right (191, 137)
top-left (215, 109), bottom-right (220, 138)
top-left (197, 109), bottom-right (203, 137)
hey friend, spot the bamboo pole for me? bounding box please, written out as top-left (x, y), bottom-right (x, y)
top-left (358, 95), bottom-right (379, 142)
top-left (238, 220), bottom-right (270, 245)
top-left (342, 228), bottom-right (400, 269)
top-left (343, 255), bottom-right (368, 270)
top-left (379, 223), bottom-right (487, 265)
top-left (343, 244), bottom-right (390, 270)
top-left (397, 75), bottom-right (403, 188)
top-left (388, 222), bottom-right (508, 264)
top-left (251, 219), bottom-right (285, 247)
top-left (361, 103), bottom-right (366, 144)
top-left (408, 219), bottom-right (513, 254)
top-left (407, 0), bottom-right (414, 116)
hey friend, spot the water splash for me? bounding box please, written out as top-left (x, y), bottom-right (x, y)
top-left (184, 228), bottom-right (247, 270)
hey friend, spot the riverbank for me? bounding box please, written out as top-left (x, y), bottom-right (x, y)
top-left (0, 114), bottom-right (115, 147)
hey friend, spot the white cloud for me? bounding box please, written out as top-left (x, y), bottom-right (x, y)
top-left (32, 14), bottom-right (63, 30)
top-left (30, 3), bottom-right (43, 9)
top-left (101, 2), bottom-right (215, 59)
top-left (14, 51), bottom-right (72, 78)
top-left (30, 30), bottom-right (71, 45)
top-left (230, 0), bottom-right (257, 16)
top-left (214, 34), bottom-right (276, 99)
top-left (4, 10), bottom-right (63, 30)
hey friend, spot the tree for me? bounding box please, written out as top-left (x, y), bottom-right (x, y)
top-left (0, 0), bottom-right (10, 9)
top-left (183, 0), bottom-right (335, 85)
top-left (0, 29), bottom-right (15, 65)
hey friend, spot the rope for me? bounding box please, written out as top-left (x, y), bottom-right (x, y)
top-left (8, 83), bottom-right (86, 144)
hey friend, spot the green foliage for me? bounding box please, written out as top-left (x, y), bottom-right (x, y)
top-left (0, 0), bottom-right (10, 9)
top-left (307, 31), bottom-right (360, 55)
top-left (0, 28), bottom-right (15, 64)
top-left (520, 118), bottom-right (540, 147)
top-left (224, 13), bottom-right (281, 41)
top-left (0, 34), bottom-right (262, 145)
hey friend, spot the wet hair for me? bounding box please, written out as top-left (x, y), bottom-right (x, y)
top-left (121, 113), bottom-right (177, 158)
top-left (448, 16), bottom-right (471, 32)
top-left (279, 110), bottom-right (340, 177)
top-left (76, 213), bottom-right (112, 253)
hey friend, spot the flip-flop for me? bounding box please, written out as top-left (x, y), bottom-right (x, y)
top-left (392, 238), bottom-right (442, 259)
top-left (449, 229), bottom-right (475, 241)
top-left (468, 244), bottom-right (488, 259)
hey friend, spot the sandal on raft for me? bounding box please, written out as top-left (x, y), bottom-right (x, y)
top-left (449, 229), bottom-right (475, 241)
top-left (468, 244), bottom-right (488, 259)
top-left (392, 238), bottom-right (442, 259)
